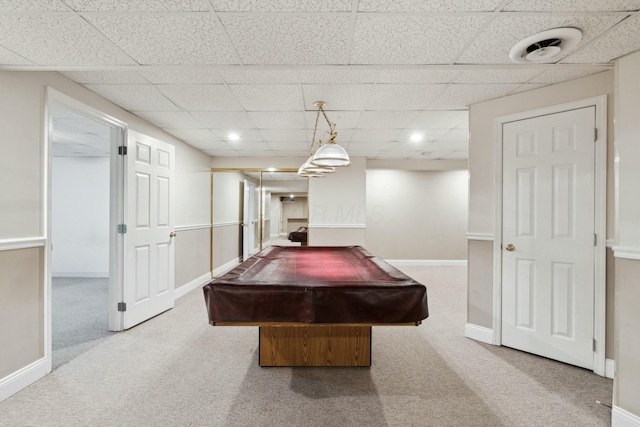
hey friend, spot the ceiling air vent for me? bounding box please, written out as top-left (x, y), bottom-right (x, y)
top-left (509, 28), bottom-right (582, 63)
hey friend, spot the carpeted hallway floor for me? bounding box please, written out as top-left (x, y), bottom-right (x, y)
top-left (0, 266), bottom-right (612, 426)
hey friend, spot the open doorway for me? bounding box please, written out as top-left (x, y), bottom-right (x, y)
top-left (49, 100), bottom-right (122, 369)
top-left (259, 171), bottom-right (308, 247)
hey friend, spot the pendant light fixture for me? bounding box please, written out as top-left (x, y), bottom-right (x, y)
top-left (298, 101), bottom-right (350, 177)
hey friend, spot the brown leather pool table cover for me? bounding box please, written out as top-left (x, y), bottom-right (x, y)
top-left (203, 245), bottom-right (429, 324)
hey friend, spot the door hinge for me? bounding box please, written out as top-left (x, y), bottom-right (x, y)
top-left (117, 224), bottom-right (127, 234)
top-left (594, 128), bottom-right (598, 142)
top-left (593, 338), bottom-right (596, 351)
top-left (594, 233), bottom-right (597, 246)
top-left (118, 146), bottom-right (128, 155)
top-left (118, 302), bottom-right (127, 312)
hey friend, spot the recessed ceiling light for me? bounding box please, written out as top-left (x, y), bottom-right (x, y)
top-left (228, 132), bottom-right (240, 141)
top-left (410, 133), bottom-right (423, 143)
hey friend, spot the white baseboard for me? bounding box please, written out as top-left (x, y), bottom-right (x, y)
top-left (606, 358), bottom-right (615, 379)
top-left (613, 404), bottom-right (640, 427)
top-left (386, 259), bottom-right (468, 267)
top-left (213, 257), bottom-right (242, 277)
top-left (0, 358), bottom-right (47, 403)
top-left (465, 323), bottom-right (494, 344)
top-left (52, 272), bottom-right (109, 278)
top-left (174, 272), bottom-right (212, 300)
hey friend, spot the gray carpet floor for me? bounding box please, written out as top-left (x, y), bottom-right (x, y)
top-left (52, 277), bottom-right (114, 370)
top-left (0, 266), bottom-right (613, 426)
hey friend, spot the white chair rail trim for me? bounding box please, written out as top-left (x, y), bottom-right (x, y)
top-left (307, 223), bottom-right (366, 229)
top-left (466, 232), bottom-right (495, 241)
top-left (612, 246), bottom-right (640, 260)
top-left (174, 224), bottom-right (212, 232)
top-left (213, 221), bottom-right (242, 228)
top-left (0, 237), bottom-right (46, 252)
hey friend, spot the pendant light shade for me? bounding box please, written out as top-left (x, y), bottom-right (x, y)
top-left (301, 156), bottom-right (335, 174)
top-left (311, 141), bottom-right (350, 167)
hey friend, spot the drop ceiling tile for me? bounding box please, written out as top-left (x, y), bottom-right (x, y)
top-left (561, 14), bottom-right (640, 64)
top-left (259, 130), bottom-right (308, 142)
top-left (300, 69), bottom-right (379, 84)
top-left (376, 69), bottom-right (457, 84)
top-left (230, 84), bottom-right (303, 111)
top-left (139, 69), bottom-right (223, 84)
top-left (428, 84), bottom-right (520, 109)
top-left (503, 0), bottom-right (640, 12)
top-left (351, 15), bottom-right (488, 64)
top-left (357, 111), bottom-right (418, 129)
top-left (409, 110), bottom-right (469, 129)
top-left (376, 149), bottom-right (418, 159)
top-left (305, 111), bottom-right (362, 129)
top-left (187, 140), bottom-right (233, 150)
top-left (510, 83), bottom-right (549, 94)
top-left (453, 69), bottom-right (542, 83)
top-left (134, 111), bottom-right (205, 129)
top-left (457, 15), bottom-right (626, 64)
top-left (220, 15), bottom-right (351, 64)
top-left (0, 0), bottom-right (68, 11)
top-left (396, 128), bottom-right (453, 142)
top-left (273, 150), bottom-right (311, 157)
top-left (351, 129), bottom-right (402, 142)
top-left (158, 85), bottom-right (244, 111)
top-left (220, 69), bottom-right (300, 84)
top-left (302, 84), bottom-right (372, 110)
top-left (345, 149), bottom-right (382, 158)
top-left (529, 67), bottom-right (609, 83)
top-left (54, 118), bottom-right (111, 136)
top-left (61, 70), bottom-right (148, 84)
top-left (0, 15), bottom-right (136, 66)
top-left (191, 111), bottom-right (255, 129)
top-left (82, 15), bottom-right (239, 65)
top-left (366, 84), bottom-right (445, 110)
top-left (212, 129), bottom-right (264, 142)
top-left (66, 0), bottom-right (209, 11)
top-left (248, 112), bottom-right (306, 129)
top-left (239, 150), bottom-right (277, 157)
top-left (226, 141), bottom-right (271, 151)
top-left (164, 128), bottom-right (218, 141)
top-left (0, 45), bottom-right (33, 65)
top-left (440, 151), bottom-right (469, 160)
top-left (436, 129), bottom-right (469, 142)
top-left (358, 0), bottom-right (501, 12)
top-left (268, 142), bottom-right (309, 151)
top-left (85, 84), bottom-right (180, 111)
top-left (203, 149), bottom-right (241, 157)
top-left (415, 150), bottom-right (455, 160)
top-left (211, 0), bottom-right (352, 12)
top-left (427, 141), bottom-right (469, 151)
top-left (347, 141), bottom-right (395, 151)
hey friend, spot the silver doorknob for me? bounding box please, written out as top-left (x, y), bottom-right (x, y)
top-left (169, 232), bottom-right (176, 238)
top-left (505, 244), bottom-right (515, 252)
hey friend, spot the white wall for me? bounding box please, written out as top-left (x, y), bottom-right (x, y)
top-left (366, 170), bottom-right (468, 260)
top-left (51, 156), bottom-right (110, 277)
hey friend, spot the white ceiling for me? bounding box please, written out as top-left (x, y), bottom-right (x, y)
top-left (2, 0), bottom-right (640, 161)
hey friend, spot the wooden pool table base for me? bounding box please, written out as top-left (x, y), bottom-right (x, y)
top-left (259, 325), bottom-right (372, 367)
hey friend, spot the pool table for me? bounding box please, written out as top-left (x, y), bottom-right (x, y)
top-left (203, 245), bottom-right (428, 367)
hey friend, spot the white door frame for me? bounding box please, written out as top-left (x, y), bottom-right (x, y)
top-left (492, 95), bottom-right (607, 376)
top-left (44, 88), bottom-right (127, 372)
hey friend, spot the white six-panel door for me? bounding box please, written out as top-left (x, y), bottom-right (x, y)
top-left (501, 107), bottom-right (595, 369)
top-left (123, 131), bottom-right (175, 329)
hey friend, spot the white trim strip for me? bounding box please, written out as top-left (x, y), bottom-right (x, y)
top-left (464, 323), bottom-right (494, 345)
top-left (466, 232), bottom-right (495, 241)
top-left (606, 358), bottom-right (615, 380)
top-left (386, 259), bottom-right (467, 267)
top-left (174, 272), bottom-right (212, 300)
top-left (174, 224), bottom-right (212, 232)
top-left (308, 223), bottom-right (366, 229)
top-left (0, 237), bottom-right (46, 252)
top-left (213, 221), bottom-right (241, 228)
top-left (213, 257), bottom-right (242, 277)
top-left (612, 404), bottom-right (640, 427)
top-left (0, 358), bottom-right (47, 403)
top-left (52, 272), bottom-right (109, 278)
top-left (606, 239), bottom-right (615, 248)
top-left (612, 246), bottom-right (640, 260)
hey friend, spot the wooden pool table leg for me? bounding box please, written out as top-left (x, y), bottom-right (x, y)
top-left (259, 325), bottom-right (372, 367)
